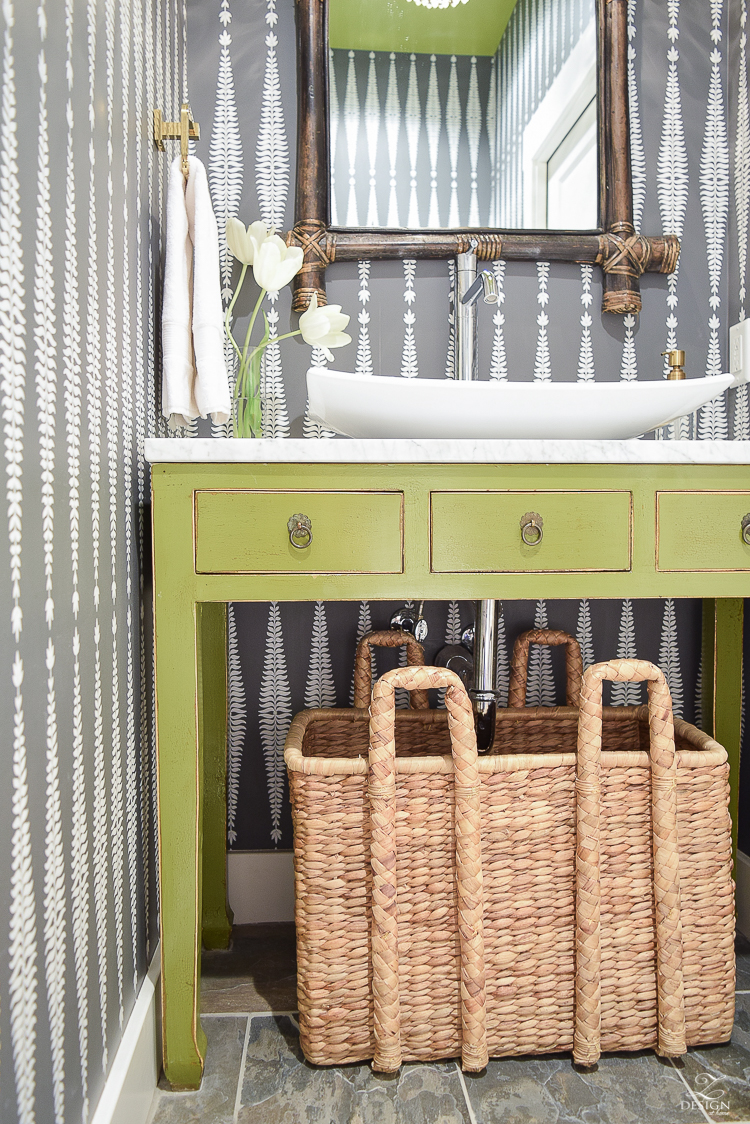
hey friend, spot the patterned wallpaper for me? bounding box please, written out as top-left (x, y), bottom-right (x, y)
top-left (324, 0), bottom-right (597, 232)
top-left (0, 0), bottom-right (177, 1121)
top-left (494, 0), bottom-right (596, 227)
top-left (328, 49), bottom-right (495, 229)
top-left (1, 0), bottom-right (748, 1119)
top-left (186, 0), bottom-right (749, 855)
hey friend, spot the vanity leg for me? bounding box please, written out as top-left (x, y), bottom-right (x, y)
top-left (198, 602), bottom-right (233, 950)
top-left (702, 598), bottom-right (744, 857)
top-left (155, 596), bottom-right (206, 1090)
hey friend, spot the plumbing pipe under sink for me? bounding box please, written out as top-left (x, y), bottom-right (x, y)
top-left (470, 599), bottom-right (500, 752)
top-left (455, 251), bottom-right (502, 743)
top-left (435, 600), bottom-right (501, 751)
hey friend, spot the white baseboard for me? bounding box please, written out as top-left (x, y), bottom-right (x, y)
top-left (227, 851), bottom-right (295, 924)
top-left (91, 943), bottom-right (161, 1124)
top-left (737, 850), bottom-right (750, 939)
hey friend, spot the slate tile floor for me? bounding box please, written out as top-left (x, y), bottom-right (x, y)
top-left (147, 926), bottom-right (750, 1124)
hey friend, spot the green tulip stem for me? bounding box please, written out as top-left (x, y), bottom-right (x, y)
top-left (241, 289), bottom-right (267, 368)
top-left (224, 262), bottom-right (247, 331)
top-left (241, 329), bottom-right (303, 372)
top-left (223, 263), bottom-right (248, 366)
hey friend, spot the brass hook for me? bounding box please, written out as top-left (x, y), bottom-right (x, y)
top-left (153, 102), bottom-right (200, 180)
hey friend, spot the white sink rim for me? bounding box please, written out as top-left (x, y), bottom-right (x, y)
top-left (306, 367), bottom-right (736, 441)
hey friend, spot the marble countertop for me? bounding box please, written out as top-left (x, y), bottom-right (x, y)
top-left (144, 437), bottom-right (750, 465)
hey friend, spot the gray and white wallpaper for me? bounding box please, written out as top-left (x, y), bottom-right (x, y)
top-left (328, 49), bottom-right (495, 229)
top-left (0, 0), bottom-right (177, 1121)
top-left (186, 0), bottom-right (749, 853)
top-left (494, 0), bottom-right (596, 227)
top-left (328, 0), bottom-right (597, 232)
top-left (1, 1), bottom-right (749, 1121)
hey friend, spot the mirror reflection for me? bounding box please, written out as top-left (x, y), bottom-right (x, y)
top-left (328, 0), bottom-right (598, 231)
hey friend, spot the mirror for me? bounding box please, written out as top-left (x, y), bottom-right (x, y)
top-left (289, 0), bottom-right (680, 316)
top-left (328, 0), bottom-right (598, 231)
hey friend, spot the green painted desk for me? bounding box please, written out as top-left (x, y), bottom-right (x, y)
top-left (146, 438), bottom-right (748, 1089)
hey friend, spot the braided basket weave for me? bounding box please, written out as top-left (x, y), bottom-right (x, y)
top-left (352, 629), bottom-right (429, 710)
top-left (285, 660), bottom-right (734, 1071)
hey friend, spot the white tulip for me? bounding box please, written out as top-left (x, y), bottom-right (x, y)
top-left (252, 234), bottom-right (304, 292)
top-left (225, 217), bottom-right (270, 265)
top-left (299, 293), bottom-right (352, 361)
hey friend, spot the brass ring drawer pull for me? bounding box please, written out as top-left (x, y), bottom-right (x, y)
top-left (742, 514), bottom-right (750, 545)
top-left (520, 511), bottom-right (544, 546)
top-left (288, 513), bottom-right (313, 549)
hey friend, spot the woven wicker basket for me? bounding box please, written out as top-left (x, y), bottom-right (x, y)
top-left (509, 628), bottom-right (584, 708)
top-left (285, 660), bottom-right (734, 1071)
top-left (352, 629), bottom-right (429, 710)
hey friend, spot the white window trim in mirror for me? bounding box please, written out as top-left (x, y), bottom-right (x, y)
top-left (523, 23), bottom-right (597, 230)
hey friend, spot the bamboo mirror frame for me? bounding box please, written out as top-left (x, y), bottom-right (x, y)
top-left (287, 0), bottom-right (679, 316)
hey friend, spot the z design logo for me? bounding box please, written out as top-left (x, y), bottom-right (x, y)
top-left (680, 1072), bottom-right (731, 1116)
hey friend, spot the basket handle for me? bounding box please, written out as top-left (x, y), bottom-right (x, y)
top-left (353, 629), bottom-right (429, 710)
top-left (368, 664), bottom-right (487, 1074)
top-left (574, 659), bottom-right (685, 1067)
top-left (508, 629), bottom-right (583, 708)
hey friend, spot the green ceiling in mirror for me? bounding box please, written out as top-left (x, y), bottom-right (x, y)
top-left (328, 0), bottom-right (519, 57)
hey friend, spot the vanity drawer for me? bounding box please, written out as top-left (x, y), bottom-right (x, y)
top-left (430, 491), bottom-right (632, 573)
top-left (195, 490), bottom-right (404, 574)
top-left (657, 491), bottom-right (750, 571)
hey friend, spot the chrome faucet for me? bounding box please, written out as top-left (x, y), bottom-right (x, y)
top-left (452, 249), bottom-right (501, 748)
top-left (454, 246), bottom-right (498, 382)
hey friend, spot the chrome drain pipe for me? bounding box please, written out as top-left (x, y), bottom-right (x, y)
top-left (470, 598), bottom-right (499, 751)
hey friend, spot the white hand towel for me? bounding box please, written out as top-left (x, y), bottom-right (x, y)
top-left (161, 154), bottom-right (231, 430)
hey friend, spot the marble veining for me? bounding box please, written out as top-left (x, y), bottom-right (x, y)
top-left (145, 437), bottom-right (750, 465)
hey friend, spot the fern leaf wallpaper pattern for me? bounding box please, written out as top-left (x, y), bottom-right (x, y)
top-left (0, 1), bottom-right (749, 1121)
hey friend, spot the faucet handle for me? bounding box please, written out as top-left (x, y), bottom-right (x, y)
top-left (480, 270), bottom-right (498, 305)
top-left (460, 269), bottom-right (499, 307)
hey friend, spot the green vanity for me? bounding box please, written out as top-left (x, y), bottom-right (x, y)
top-left (146, 437), bottom-right (748, 1089)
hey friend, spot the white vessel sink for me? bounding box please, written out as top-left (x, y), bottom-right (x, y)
top-left (307, 367), bottom-right (737, 441)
